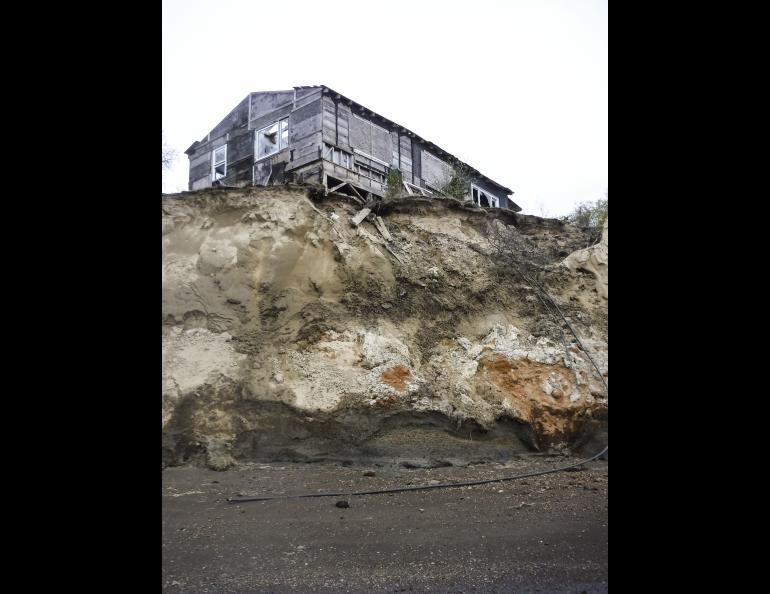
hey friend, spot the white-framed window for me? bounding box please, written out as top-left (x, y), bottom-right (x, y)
top-left (212, 145), bottom-right (227, 181)
top-left (471, 183), bottom-right (500, 208)
top-left (256, 118), bottom-right (289, 160)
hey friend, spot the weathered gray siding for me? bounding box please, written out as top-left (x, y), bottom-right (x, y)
top-left (288, 97), bottom-right (323, 170)
top-left (189, 157), bottom-right (211, 182)
top-left (349, 114), bottom-right (371, 154)
top-left (187, 94), bottom-right (253, 189)
top-left (421, 150), bottom-right (452, 189)
top-left (337, 103), bottom-right (351, 147)
top-left (399, 135), bottom-right (413, 182)
top-left (189, 151), bottom-right (209, 170)
top-left (249, 91), bottom-right (294, 127)
top-left (227, 127), bottom-right (253, 164)
top-left (187, 123), bottom-right (255, 189)
top-left (289, 99), bottom-right (322, 144)
top-left (293, 88), bottom-right (323, 109)
top-left (291, 162), bottom-right (323, 185)
top-left (191, 177), bottom-right (211, 191)
top-left (322, 97), bottom-right (336, 145)
top-left (411, 140), bottom-right (422, 184)
top-left (209, 96), bottom-right (250, 141)
top-left (187, 140), bottom-right (217, 189)
top-left (294, 87), bottom-right (318, 100)
top-left (249, 103), bottom-right (292, 133)
top-left (371, 123), bottom-right (391, 163)
top-left (348, 113), bottom-right (391, 162)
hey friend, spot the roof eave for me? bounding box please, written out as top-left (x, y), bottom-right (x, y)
top-left (318, 85), bottom-right (514, 197)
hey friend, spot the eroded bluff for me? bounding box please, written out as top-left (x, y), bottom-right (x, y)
top-left (162, 186), bottom-right (608, 470)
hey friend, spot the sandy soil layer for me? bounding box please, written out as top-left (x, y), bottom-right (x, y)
top-left (163, 186), bottom-right (608, 468)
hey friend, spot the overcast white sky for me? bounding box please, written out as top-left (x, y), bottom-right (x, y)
top-left (162, 0), bottom-right (607, 217)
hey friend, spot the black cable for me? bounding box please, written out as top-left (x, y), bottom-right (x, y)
top-left (227, 445), bottom-right (607, 503)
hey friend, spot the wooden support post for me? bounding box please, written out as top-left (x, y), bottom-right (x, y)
top-left (349, 184), bottom-right (364, 201)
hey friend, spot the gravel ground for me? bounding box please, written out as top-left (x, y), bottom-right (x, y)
top-left (162, 456), bottom-right (608, 593)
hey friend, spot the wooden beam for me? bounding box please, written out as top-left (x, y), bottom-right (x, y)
top-left (350, 208), bottom-right (371, 227)
top-left (383, 243), bottom-right (405, 265)
top-left (374, 216), bottom-right (392, 241)
top-left (349, 184), bottom-right (364, 201)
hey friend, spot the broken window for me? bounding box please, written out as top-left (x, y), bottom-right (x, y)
top-left (212, 145), bottom-right (227, 181)
top-left (323, 144), bottom-right (353, 169)
top-left (353, 151), bottom-right (389, 183)
top-left (256, 118), bottom-right (289, 160)
top-left (471, 184), bottom-right (500, 208)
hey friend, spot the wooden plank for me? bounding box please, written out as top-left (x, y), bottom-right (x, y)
top-left (348, 184), bottom-right (364, 202)
top-left (374, 216), bottom-right (392, 241)
top-left (295, 142), bottom-right (320, 159)
top-left (249, 103), bottom-right (294, 131)
top-left (350, 207), bottom-right (371, 226)
top-left (285, 149), bottom-right (322, 171)
top-left (383, 243), bottom-right (405, 265)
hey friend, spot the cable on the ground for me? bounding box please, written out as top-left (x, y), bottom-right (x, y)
top-left (227, 445), bottom-right (607, 503)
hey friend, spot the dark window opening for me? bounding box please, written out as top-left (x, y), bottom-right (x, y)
top-left (256, 118), bottom-right (289, 160)
top-left (471, 184), bottom-right (499, 208)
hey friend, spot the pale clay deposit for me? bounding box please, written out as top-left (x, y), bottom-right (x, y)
top-left (162, 186), bottom-right (607, 469)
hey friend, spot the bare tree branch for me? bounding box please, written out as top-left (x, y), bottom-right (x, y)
top-left (162, 131), bottom-right (177, 171)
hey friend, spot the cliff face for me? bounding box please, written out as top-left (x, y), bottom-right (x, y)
top-left (564, 218), bottom-right (608, 299)
top-left (162, 186), bottom-right (607, 469)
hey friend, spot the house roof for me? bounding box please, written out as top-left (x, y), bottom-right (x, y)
top-left (304, 86), bottom-right (516, 203)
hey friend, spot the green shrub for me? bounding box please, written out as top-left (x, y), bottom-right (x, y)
top-left (562, 194), bottom-right (608, 228)
top-left (441, 162), bottom-right (472, 200)
top-left (386, 169), bottom-right (403, 197)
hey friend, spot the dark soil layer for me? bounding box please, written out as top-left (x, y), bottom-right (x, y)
top-left (162, 456), bottom-right (608, 593)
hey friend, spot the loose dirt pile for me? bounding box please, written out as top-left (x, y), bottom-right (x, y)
top-left (162, 186), bottom-right (607, 469)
